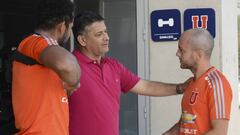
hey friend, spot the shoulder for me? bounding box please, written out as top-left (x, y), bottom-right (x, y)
top-left (19, 34), bottom-right (49, 50)
top-left (206, 69), bottom-right (231, 91)
top-left (18, 34), bottom-right (56, 62)
top-left (22, 34), bottom-right (58, 46)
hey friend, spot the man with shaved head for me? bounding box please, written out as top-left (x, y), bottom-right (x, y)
top-left (163, 28), bottom-right (232, 135)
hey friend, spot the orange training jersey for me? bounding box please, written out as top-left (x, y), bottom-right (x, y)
top-left (12, 34), bottom-right (69, 135)
top-left (180, 67), bottom-right (232, 135)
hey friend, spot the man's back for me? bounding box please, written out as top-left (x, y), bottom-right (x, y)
top-left (12, 34), bottom-right (69, 135)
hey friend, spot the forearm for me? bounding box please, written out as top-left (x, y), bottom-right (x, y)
top-left (131, 79), bottom-right (182, 96)
top-left (40, 46), bottom-right (81, 90)
top-left (57, 60), bottom-right (81, 89)
top-left (56, 62), bottom-right (80, 96)
top-left (144, 81), bottom-right (177, 96)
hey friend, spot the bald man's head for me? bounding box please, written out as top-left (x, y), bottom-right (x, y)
top-left (184, 28), bottom-right (214, 59)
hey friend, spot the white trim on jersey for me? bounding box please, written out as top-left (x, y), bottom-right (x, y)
top-left (49, 38), bottom-right (58, 45)
top-left (208, 72), bottom-right (219, 119)
top-left (43, 36), bottom-right (59, 46)
top-left (208, 70), bottom-right (226, 119)
top-left (33, 34), bottom-right (40, 37)
top-left (213, 70), bottom-right (226, 118)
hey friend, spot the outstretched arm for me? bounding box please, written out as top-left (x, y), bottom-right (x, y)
top-left (130, 78), bottom-right (190, 96)
top-left (130, 79), bottom-right (178, 96)
top-left (40, 45), bottom-right (81, 92)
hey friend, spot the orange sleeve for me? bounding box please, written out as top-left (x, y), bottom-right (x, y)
top-left (18, 35), bottom-right (49, 64)
top-left (208, 73), bottom-right (232, 120)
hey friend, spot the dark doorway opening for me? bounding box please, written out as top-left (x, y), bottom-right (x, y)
top-left (0, 0), bottom-right (39, 134)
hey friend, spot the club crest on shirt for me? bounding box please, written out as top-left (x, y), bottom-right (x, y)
top-left (190, 91), bottom-right (199, 105)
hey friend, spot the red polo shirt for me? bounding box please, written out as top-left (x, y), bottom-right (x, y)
top-left (69, 49), bottom-right (140, 135)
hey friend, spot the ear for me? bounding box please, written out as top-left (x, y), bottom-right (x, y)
top-left (56, 22), bottom-right (66, 36)
top-left (77, 35), bottom-right (86, 47)
top-left (194, 49), bottom-right (204, 60)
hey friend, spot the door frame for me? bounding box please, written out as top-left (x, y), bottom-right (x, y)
top-left (98, 0), bottom-right (150, 134)
top-left (137, 0), bottom-right (150, 135)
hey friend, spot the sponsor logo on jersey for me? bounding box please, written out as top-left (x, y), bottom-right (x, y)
top-left (181, 111), bottom-right (197, 124)
top-left (180, 127), bottom-right (198, 134)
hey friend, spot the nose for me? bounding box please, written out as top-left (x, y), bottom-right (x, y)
top-left (176, 49), bottom-right (180, 57)
top-left (104, 32), bottom-right (110, 41)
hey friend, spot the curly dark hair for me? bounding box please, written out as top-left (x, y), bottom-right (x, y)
top-left (72, 11), bottom-right (104, 42)
top-left (36, 0), bottom-right (74, 30)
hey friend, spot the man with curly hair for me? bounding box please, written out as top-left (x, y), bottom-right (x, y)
top-left (12, 0), bottom-right (81, 134)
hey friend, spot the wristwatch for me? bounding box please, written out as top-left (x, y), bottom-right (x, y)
top-left (176, 84), bottom-right (183, 94)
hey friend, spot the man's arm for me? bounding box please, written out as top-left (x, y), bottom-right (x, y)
top-left (204, 120), bottom-right (229, 135)
top-left (40, 45), bottom-right (81, 91)
top-left (130, 79), bottom-right (189, 96)
top-left (162, 122), bottom-right (180, 135)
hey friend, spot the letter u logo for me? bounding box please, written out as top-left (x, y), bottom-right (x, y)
top-left (192, 15), bottom-right (208, 29)
top-left (190, 91), bottom-right (199, 105)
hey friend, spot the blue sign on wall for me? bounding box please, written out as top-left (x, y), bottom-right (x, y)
top-left (151, 9), bottom-right (181, 42)
top-left (184, 8), bottom-right (215, 38)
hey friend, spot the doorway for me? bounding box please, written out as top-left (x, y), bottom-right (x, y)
top-left (0, 0), bottom-right (144, 134)
top-left (0, 0), bottom-right (40, 134)
top-left (75, 0), bottom-right (139, 134)
top-left (100, 0), bottom-right (138, 135)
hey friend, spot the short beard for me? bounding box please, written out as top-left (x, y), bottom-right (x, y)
top-left (58, 31), bottom-right (70, 49)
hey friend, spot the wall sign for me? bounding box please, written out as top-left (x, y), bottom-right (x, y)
top-left (151, 9), bottom-right (181, 42)
top-left (184, 8), bottom-right (215, 38)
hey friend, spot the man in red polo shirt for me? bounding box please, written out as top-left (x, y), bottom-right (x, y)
top-left (69, 11), bottom-right (186, 135)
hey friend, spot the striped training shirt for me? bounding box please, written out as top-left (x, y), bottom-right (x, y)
top-left (180, 66), bottom-right (232, 135)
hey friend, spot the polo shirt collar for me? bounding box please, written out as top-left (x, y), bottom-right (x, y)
top-left (73, 49), bottom-right (106, 64)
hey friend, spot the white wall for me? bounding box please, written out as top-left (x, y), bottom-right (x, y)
top-left (147, 0), bottom-right (240, 134)
top-left (220, 1), bottom-right (240, 135)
